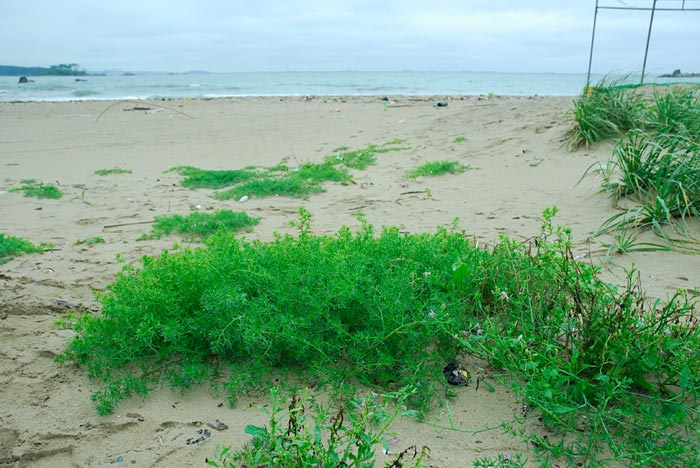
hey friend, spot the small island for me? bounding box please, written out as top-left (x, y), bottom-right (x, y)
top-left (659, 69), bottom-right (700, 78)
top-left (1, 63), bottom-right (90, 77)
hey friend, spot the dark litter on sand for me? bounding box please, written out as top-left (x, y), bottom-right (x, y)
top-left (443, 362), bottom-right (469, 386)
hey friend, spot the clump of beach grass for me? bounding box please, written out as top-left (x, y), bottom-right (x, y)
top-left (406, 160), bottom-right (470, 178)
top-left (0, 233), bottom-right (44, 264)
top-left (140, 210), bottom-right (260, 240)
top-left (94, 168), bottom-right (132, 176)
top-left (574, 83), bottom-right (700, 247)
top-left (591, 130), bottom-right (700, 240)
top-left (10, 183), bottom-right (63, 199)
top-left (58, 207), bottom-right (700, 467)
top-left (566, 79), bottom-right (645, 151)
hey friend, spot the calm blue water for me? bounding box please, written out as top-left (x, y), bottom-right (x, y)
top-left (0, 71), bottom-right (695, 102)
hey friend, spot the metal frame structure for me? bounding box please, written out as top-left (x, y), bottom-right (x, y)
top-left (586, 0), bottom-right (700, 86)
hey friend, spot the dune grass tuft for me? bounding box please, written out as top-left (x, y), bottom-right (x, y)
top-left (566, 80), bottom-right (646, 150)
top-left (572, 82), bottom-right (700, 248)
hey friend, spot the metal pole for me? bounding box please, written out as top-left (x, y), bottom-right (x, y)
top-left (586, 0), bottom-right (600, 87)
top-left (641, 0), bottom-right (658, 84)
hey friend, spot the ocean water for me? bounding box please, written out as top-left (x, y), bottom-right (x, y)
top-left (0, 71), bottom-right (695, 102)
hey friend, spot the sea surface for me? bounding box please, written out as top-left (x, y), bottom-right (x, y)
top-left (0, 71), bottom-right (695, 102)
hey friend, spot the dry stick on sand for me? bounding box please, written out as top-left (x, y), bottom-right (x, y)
top-left (103, 220), bottom-right (155, 230)
top-left (95, 100), bottom-right (196, 122)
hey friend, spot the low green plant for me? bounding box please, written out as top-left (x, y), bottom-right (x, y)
top-left (76, 237), bottom-right (106, 245)
top-left (208, 387), bottom-right (429, 468)
top-left (0, 233), bottom-right (44, 264)
top-left (141, 210), bottom-right (260, 240)
top-left (454, 136), bottom-right (466, 143)
top-left (10, 184), bottom-right (63, 199)
top-left (473, 454), bottom-right (525, 468)
top-left (168, 166), bottom-right (258, 189)
top-left (598, 228), bottom-right (675, 258)
top-left (326, 141), bottom-right (410, 170)
top-left (406, 160), bottom-right (469, 178)
top-left (215, 177), bottom-right (325, 200)
top-left (94, 168), bottom-right (132, 176)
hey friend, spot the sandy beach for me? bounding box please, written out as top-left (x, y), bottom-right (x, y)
top-left (1, 95), bottom-right (698, 467)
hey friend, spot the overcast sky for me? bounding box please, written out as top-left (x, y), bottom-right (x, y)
top-left (2, 0), bottom-right (699, 74)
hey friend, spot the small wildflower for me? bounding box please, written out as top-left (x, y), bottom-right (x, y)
top-left (658, 350), bottom-right (666, 356)
top-left (501, 290), bottom-right (510, 302)
top-left (477, 328), bottom-right (483, 336)
top-left (428, 310), bottom-right (436, 319)
top-left (461, 330), bottom-right (469, 338)
top-left (663, 328), bottom-right (672, 336)
top-left (423, 271), bottom-right (431, 277)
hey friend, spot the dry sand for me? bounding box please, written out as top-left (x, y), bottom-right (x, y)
top-left (1, 95), bottom-right (698, 467)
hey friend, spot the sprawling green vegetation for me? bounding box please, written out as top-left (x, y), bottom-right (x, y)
top-left (570, 82), bottom-right (700, 248)
top-left (59, 207), bottom-right (699, 466)
top-left (0, 233), bottom-right (44, 264)
top-left (170, 141), bottom-right (409, 200)
top-left (10, 183), bottom-right (63, 199)
top-left (141, 210), bottom-right (260, 240)
top-left (94, 168), bottom-right (132, 176)
top-left (406, 160), bottom-right (470, 178)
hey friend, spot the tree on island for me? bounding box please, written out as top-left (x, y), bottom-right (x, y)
top-left (46, 63), bottom-right (88, 76)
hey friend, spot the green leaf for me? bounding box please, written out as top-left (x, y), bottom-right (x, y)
top-left (245, 424), bottom-right (267, 438)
